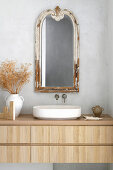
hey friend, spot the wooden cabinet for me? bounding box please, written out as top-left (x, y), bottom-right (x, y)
top-left (0, 114), bottom-right (113, 163)
top-left (31, 126), bottom-right (113, 144)
top-left (0, 146), bottom-right (30, 163)
top-left (0, 126), bottom-right (31, 163)
top-left (0, 126), bottom-right (30, 143)
top-left (31, 146), bottom-right (113, 163)
top-left (31, 125), bottom-right (113, 163)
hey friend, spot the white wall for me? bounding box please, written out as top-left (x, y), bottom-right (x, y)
top-left (107, 0), bottom-right (113, 116)
top-left (0, 164), bottom-right (53, 170)
top-left (0, 0), bottom-right (108, 115)
top-left (107, 0), bottom-right (113, 169)
top-left (0, 0), bottom-right (112, 170)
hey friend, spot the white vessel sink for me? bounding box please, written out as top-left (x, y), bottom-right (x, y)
top-left (33, 105), bottom-right (81, 120)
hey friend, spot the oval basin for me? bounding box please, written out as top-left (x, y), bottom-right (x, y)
top-left (33, 105), bottom-right (81, 120)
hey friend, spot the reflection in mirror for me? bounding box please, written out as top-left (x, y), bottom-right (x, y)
top-left (41, 15), bottom-right (74, 87)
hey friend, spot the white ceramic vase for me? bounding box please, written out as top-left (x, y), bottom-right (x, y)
top-left (5, 94), bottom-right (24, 117)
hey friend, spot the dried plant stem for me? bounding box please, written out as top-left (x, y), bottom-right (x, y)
top-left (0, 60), bottom-right (31, 94)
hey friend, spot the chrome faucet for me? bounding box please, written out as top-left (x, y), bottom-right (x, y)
top-left (62, 94), bottom-right (67, 103)
top-left (55, 94), bottom-right (59, 100)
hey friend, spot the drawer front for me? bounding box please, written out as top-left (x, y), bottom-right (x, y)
top-left (31, 126), bottom-right (113, 144)
top-left (31, 146), bottom-right (113, 163)
top-left (0, 146), bottom-right (30, 163)
top-left (0, 126), bottom-right (30, 143)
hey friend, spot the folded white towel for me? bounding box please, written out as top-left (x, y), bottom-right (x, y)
top-left (83, 115), bottom-right (103, 120)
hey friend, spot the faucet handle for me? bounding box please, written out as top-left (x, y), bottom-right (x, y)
top-left (55, 94), bottom-right (59, 100)
top-left (62, 94), bottom-right (67, 103)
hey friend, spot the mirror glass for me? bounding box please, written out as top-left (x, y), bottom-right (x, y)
top-left (41, 15), bottom-right (74, 87)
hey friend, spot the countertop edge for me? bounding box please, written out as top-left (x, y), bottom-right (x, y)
top-left (0, 114), bottom-right (113, 126)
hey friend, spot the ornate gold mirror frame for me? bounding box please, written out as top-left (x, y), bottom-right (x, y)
top-left (35, 6), bottom-right (79, 93)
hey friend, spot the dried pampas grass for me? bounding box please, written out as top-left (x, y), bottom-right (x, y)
top-left (0, 60), bottom-right (32, 94)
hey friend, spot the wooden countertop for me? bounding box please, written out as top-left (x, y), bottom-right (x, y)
top-left (0, 114), bottom-right (113, 126)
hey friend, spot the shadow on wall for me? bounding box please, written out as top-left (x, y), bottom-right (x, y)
top-left (54, 164), bottom-right (110, 170)
top-left (0, 90), bottom-right (7, 112)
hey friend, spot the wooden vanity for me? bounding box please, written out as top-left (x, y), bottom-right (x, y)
top-left (0, 114), bottom-right (113, 163)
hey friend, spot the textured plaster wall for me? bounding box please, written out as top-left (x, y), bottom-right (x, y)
top-left (0, 0), bottom-right (108, 115)
top-left (107, 0), bottom-right (113, 116)
top-left (107, 0), bottom-right (113, 169)
top-left (0, 164), bottom-right (53, 170)
top-left (0, 0), bottom-right (112, 170)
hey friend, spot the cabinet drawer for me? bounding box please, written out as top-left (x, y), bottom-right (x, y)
top-left (0, 126), bottom-right (30, 143)
top-left (31, 126), bottom-right (113, 144)
top-left (0, 146), bottom-right (30, 163)
top-left (31, 146), bottom-right (113, 163)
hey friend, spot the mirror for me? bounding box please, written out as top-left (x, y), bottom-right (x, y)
top-left (42, 15), bottom-right (73, 87)
top-left (35, 6), bottom-right (79, 92)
